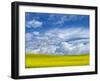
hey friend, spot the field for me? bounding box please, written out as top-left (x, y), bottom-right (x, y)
top-left (25, 54), bottom-right (89, 68)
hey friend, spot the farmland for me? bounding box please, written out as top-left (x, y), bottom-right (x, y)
top-left (25, 54), bottom-right (89, 68)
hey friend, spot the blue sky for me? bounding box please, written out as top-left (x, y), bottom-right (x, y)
top-left (25, 12), bottom-right (89, 33)
top-left (25, 12), bottom-right (90, 55)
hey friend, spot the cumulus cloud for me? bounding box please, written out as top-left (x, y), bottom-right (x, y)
top-left (26, 27), bottom-right (89, 55)
top-left (32, 31), bottom-right (40, 35)
top-left (48, 14), bottom-right (86, 26)
top-left (25, 33), bottom-right (33, 41)
top-left (26, 19), bottom-right (43, 28)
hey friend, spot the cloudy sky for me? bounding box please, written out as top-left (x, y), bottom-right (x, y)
top-left (25, 12), bottom-right (90, 55)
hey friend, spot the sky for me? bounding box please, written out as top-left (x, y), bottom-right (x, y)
top-left (25, 12), bottom-right (90, 55)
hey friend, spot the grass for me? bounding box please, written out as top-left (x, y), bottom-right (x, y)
top-left (25, 54), bottom-right (89, 68)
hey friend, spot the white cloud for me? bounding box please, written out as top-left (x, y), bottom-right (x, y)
top-left (25, 33), bottom-right (33, 41)
top-left (45, 27), bottom-right (89, 41)
top-left (57, 41), bottom-right (89, 55)
top-left (26, 19), bottom-right (43, 28)
top-left (26, 27), bottom-right (89, 55)
top-left (39, 45), bottom-right (58, 54)
top-left (54, 15), bottom-right (85, 25)
top-left (32, 31), bottom-right (40, 35)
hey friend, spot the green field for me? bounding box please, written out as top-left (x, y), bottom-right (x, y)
top-left (25, 54), bottom-right (89, 68)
